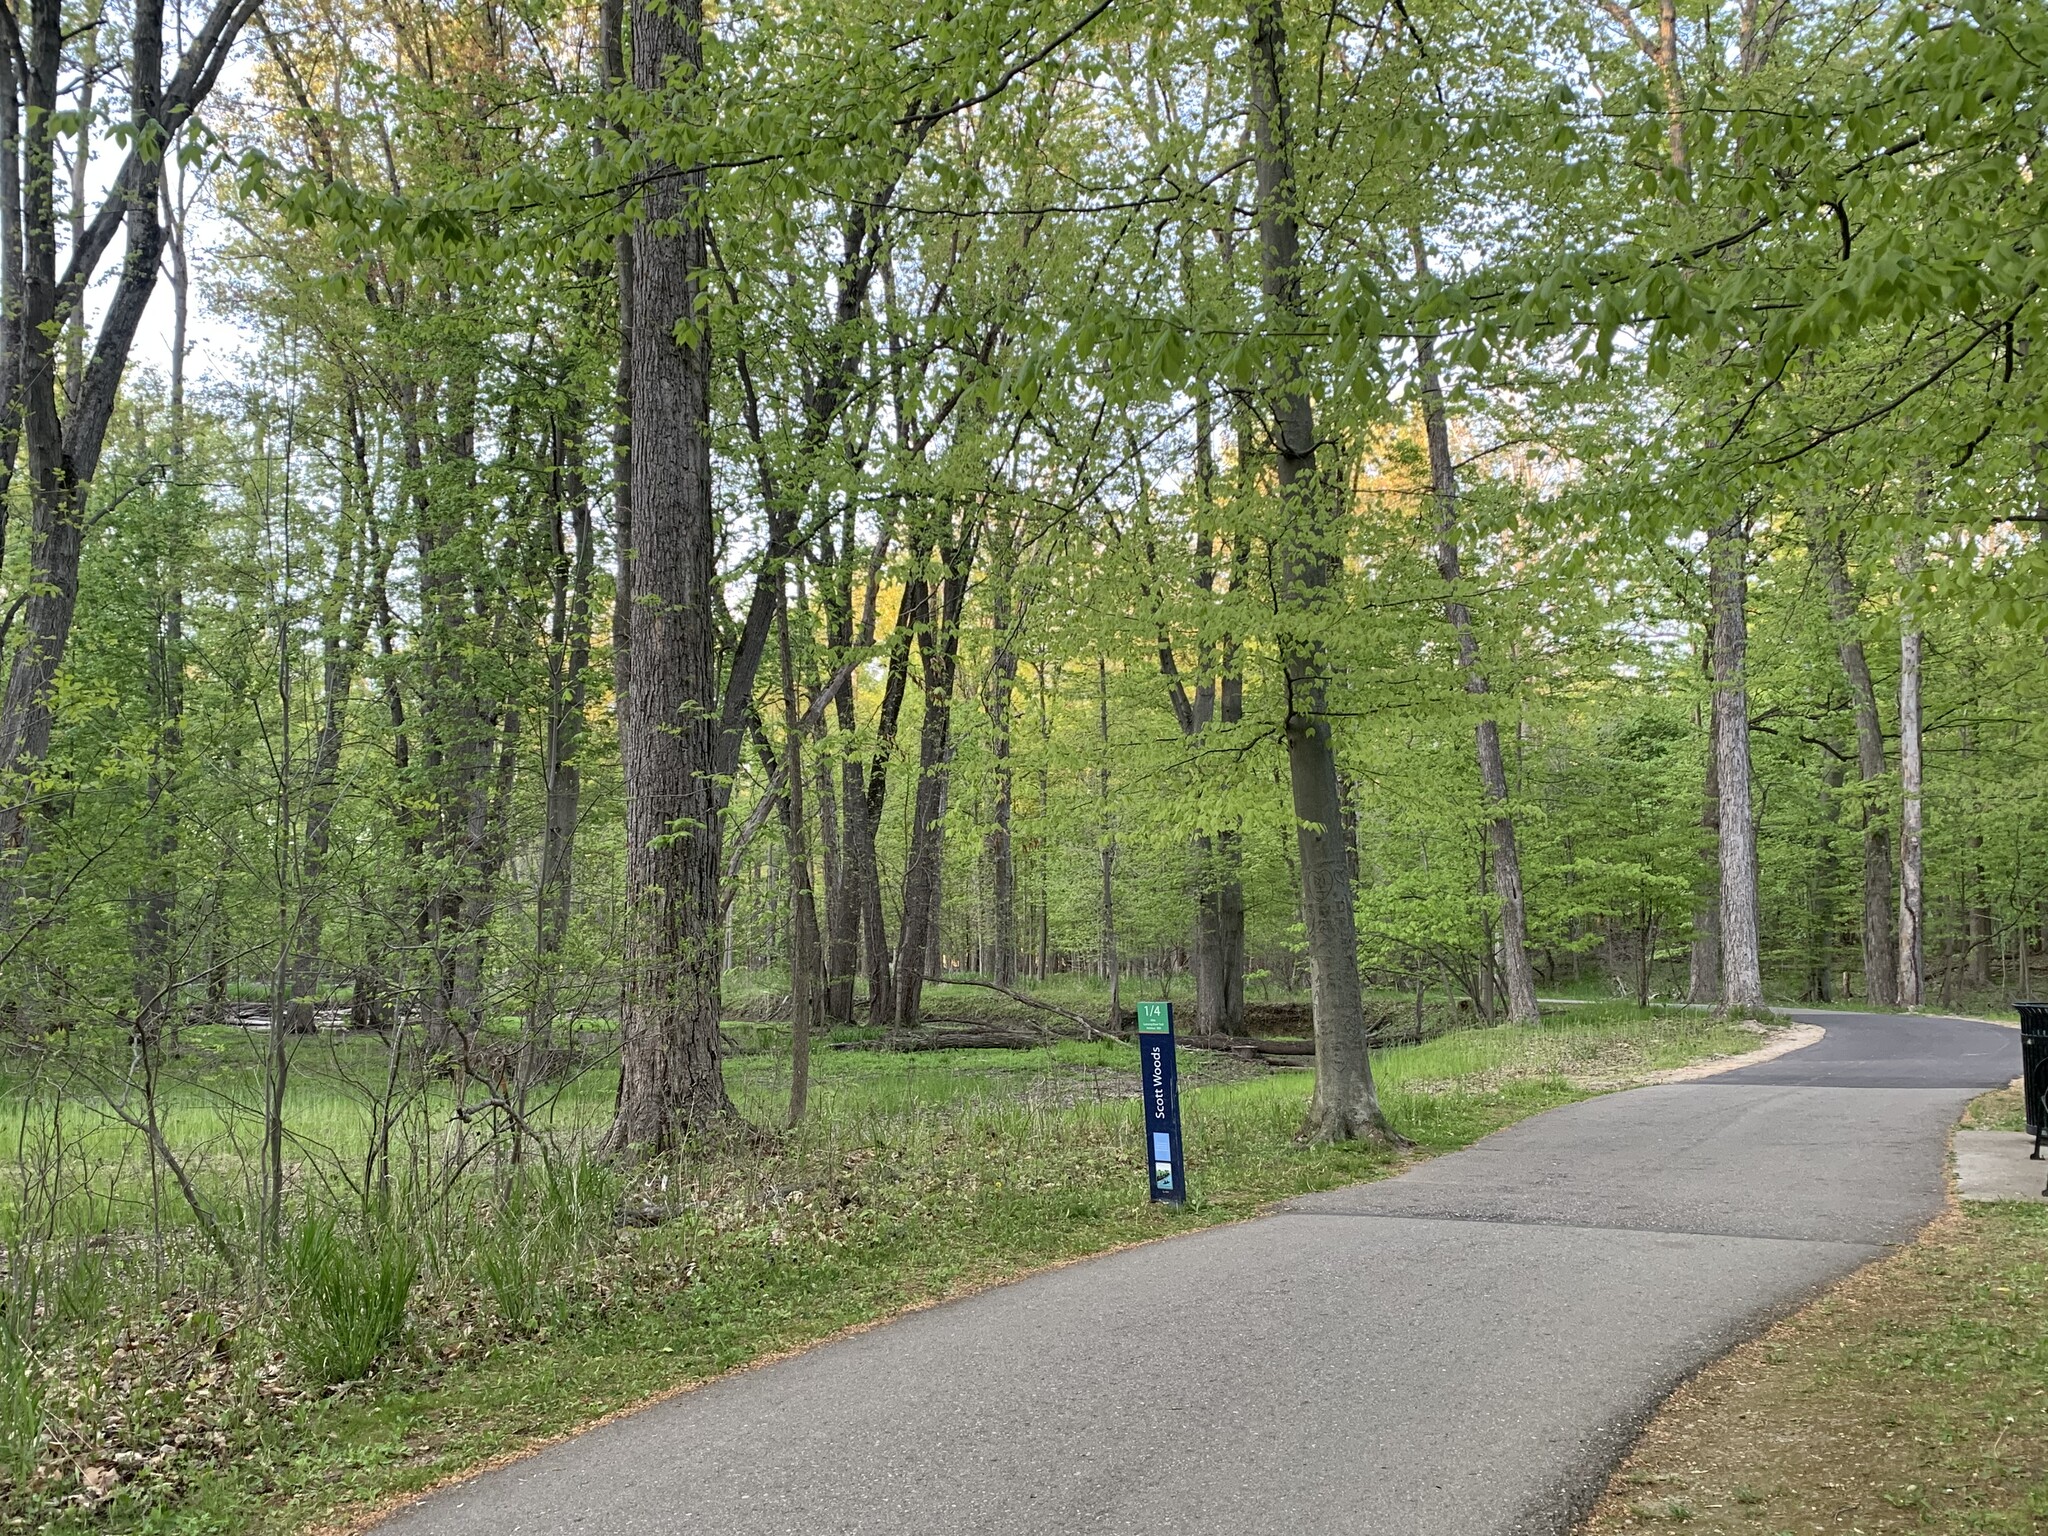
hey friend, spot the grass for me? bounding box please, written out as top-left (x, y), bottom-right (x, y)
top-left (1580, 1097), bottom-right (2048, 1535)
top-left (1962, 1080), bottom-right (2030, 1134)
top-left (1, 1003), bottom-right (1759, 1534)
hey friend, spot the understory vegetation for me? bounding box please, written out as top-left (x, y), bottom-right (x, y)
top-left (0, 0), bottom-right (2043, 1526)
top-left (2, 1004), bottom-right (1751, 1531)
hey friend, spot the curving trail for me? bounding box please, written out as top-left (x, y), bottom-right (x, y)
top-left (374, 1011), bottom-right (2015, 1536)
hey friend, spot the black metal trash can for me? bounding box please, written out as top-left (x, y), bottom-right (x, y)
top-left (2019, 1002), bottom-right (2048, 1159)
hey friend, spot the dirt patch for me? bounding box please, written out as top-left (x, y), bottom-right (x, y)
top-left (1577, 1203), bottom-right (2048, 1534)
top-left (1632, 1022), bottom-right (1824, 1086)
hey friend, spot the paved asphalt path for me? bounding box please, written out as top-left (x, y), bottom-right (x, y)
top-left (377, 1010), bottom-right (2017, 1536)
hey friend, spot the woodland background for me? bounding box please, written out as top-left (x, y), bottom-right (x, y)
top-left (0, 0), bottom-right (2044, 1521)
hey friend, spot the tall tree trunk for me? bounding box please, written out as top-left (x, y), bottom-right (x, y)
top-left (1171, 397), bottom-right (1247, 1036)
top-left (889, 523), bottom-right (972, 1027)
top-left (812, 729), bottom-right (848, 1004)
top-left (773, 588), bottom-right (821, 1125)
top-left (1686, 682), bottom-right (1722, 1004)
top-left (1414, 313), bottom-right (1539, 1025)
top-left (601, 0), bottom-right (633, 723)
top-left (134, 170), bottom-right (191, 1039)
top-left (821, 516), bottom-right (868, 1023)
top-left (281, 546), bottom-right (362, 1035)
top-left (410, 368), bottom-right (501, 1058)
top-left (854, 574), bottom-right (920, 1022)
top-left (842, 747), bottom-right (888, 1020)
top-left (0, 41), bottom-right (25, 523)
top-left (1710, 518), bottom-right (1765, 1012)
top-left (527, 412), bottom-right (597, 1094)
top-left (0, 0), bottom-right (250, 868)
top-left (924, 760), bottom-right (949, 980)
top-left (1811, 756), bottom-right (1844, 1001)
top-left (1961, 729), bottom-right (1990, 989)
top-left (1248, 0), bottom-right (1389, 1143)
top-left (446, 699), bottom-right (521, 1049)
top-left (1097, 657), bottom-right (1120, 1034)
top-left (987, 554), bottom-right (1020, 987)
top-left (1896, 545), bottom-right (1924, 1008)
top-left (603, 0), bottom-right (731, 1151)
top-left (1814, 528), bottom-right (1896, 1005)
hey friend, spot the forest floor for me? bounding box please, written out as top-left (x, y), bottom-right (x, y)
top-left (7, 1004), bottom-right (1761, 1534)
top-left (1579, 1085), bottom-right (2048, 1536)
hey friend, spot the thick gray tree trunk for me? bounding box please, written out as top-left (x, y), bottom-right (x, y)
top-left (1709, 519), bottom-right (1765, 1012)
top-left (603, 0), bottom-right (731, 1152)
top-left (1248, 0), bottom-right (1389, 1143)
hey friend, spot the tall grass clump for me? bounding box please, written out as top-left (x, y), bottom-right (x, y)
top-left (468, 1162), bottom-right (616, 1332)
top-left (277, 1216), bottom-right (418, 1386)
top-left (0, 1325), bottom-right (43, 1489)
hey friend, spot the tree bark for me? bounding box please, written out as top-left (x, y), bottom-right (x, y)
top-left (1710, 518), bottom-right (1765, 1012)
top-left (1248, 0), bottom-right (1389, 1143)
top-left (1685, 695), bottom-right (1722, 1003)
top-left (771, 589), bottom-right (821, 1126)
top-left (526, 409), bottom-right (597, 1093)
top-left (1097, 656), bottom-right (1120, 1034)
top-left (1896, 545), bottom-right (1924, 1008)
top-left (1811, 755), bottom-right (1844, 1001)
top-left (603, 0), bottom-right (732, 1151)
top-left (133, 168), bottom-right (192, 1039)
top-left (809, 501), bottom-right (866, 1024)
top-left (0, 0), bottom-right (254, 866)
top-left (281, 531), bottom-right (365, 1035)
top-left (601, 0), bottom-right (633, 723)
top-left (1161, 397), bottom-right (1247, 1036)
top-left (987, 540), bottom-right (1020, 987)
top-left (854, 573), bottom-right (919, 1021)
top-left (1815, 527), bottom-right (1896, 1005)
top-left (1414, 316), bottom-right (1538, 1025)
top-left (889, 527), bottom-right (972, 1026)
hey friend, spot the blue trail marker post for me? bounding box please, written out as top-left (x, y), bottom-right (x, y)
top-left (1136, 1001), bottom-right (1185, 1204)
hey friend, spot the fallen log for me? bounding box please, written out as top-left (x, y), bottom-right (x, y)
top-left (840, 1027), bottom-right (1048, 1053)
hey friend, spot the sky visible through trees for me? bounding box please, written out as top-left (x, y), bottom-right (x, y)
top-left (0, 0), bottom-right (2044, 1371)
top-left (4, 0), bottom-right (2047, 1140)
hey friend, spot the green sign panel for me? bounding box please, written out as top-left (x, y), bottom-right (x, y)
top-left (1137, 1000), bottom-right (1172, 1034)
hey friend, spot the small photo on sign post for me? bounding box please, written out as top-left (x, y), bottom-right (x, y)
top-left (1136, 1001), bottom-right (1185, 1204)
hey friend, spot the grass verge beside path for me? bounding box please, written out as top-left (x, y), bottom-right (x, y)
top-left (16, 1006), bottom-right (1755, 1535)
top-left (1581, 1117), bottom-right (2048, 1532)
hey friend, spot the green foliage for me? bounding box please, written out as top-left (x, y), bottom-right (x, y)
top-left (467, 1165), bottom-right (619, 1335)
top-left (0, 1325), bottom-right (44, 1490)
top-left (277, 1218), bottom-right (419, 1388)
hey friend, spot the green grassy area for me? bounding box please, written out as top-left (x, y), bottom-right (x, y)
top-left (3, 1004), bottom-right (1759, 1534)
top-left (1583, 1199), bottom-right (2048, 1533)
top-left (1963, 1080), bottom-right (2029, 1134)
